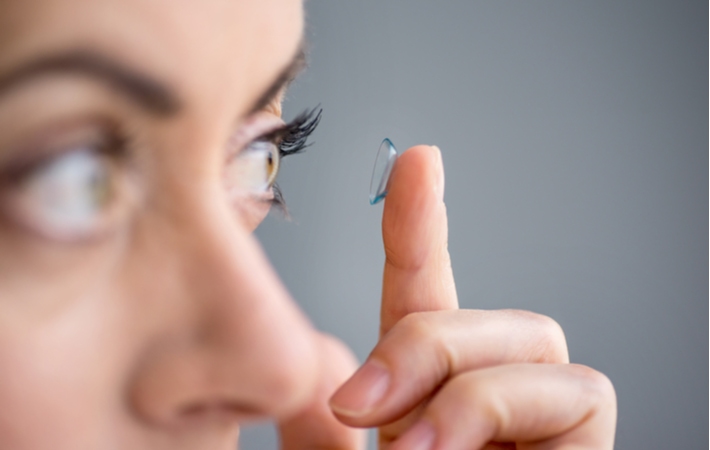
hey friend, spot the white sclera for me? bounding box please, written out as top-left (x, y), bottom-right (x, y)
top-left (369, 138), bottom-right (398, 205)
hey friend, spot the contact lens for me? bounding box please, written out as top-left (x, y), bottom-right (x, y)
top-left (369, 138), bottom-right (398, 205)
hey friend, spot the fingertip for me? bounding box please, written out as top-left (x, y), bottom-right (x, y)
top-left (387, 144), bottom-right (444, 207)
top-left (328, 359), bottom-right (391, 422)
top-left (430, 145), bottom-right (445, 201)
top-left (382, 144), bottom-right (447, 271)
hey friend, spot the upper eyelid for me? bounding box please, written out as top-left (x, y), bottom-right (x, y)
top-left (240, 89), bottom-right (288, 143)
top-left (254, 109), bottom-right (320, 148)
top-left (228, 107), bottom-right (320, 164)
top-left (226, 113), bottom-right (283, 157)
top-left (0, 120), bottom-right (121, 181)
top-left (258, 122), bottom-right (289, 143)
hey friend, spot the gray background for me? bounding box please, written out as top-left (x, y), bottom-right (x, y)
top-left (243, 1), bottom-right (709, 448)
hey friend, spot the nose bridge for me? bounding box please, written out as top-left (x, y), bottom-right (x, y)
top-left (131, 189), bottom-right (319, 424)
top-left (195, 214), bottom-right (318, 407)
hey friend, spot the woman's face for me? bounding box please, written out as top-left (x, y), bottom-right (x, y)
top-left (0, 1), bottom-right (318, 448)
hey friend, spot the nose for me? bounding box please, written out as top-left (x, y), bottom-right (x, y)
top-left (126, 186), bottom-right (319, 428)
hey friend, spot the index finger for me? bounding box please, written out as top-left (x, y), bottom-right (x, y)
top-left (380, 145), bottom-right (458, 336)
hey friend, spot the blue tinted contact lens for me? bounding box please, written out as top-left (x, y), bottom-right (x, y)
top-left (369, 138), bottom-right (398, 205)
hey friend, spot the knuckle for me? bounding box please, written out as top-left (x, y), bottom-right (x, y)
top-left (396, 311), bottom-right (438, 341)
top-left (379, 311), bottom-right (453, 376)
top-left (450, 372), bottom-right (507, 432)
top-left (509, 309), bottom-right (569, 363)
top-left (568, 364), bottom-right (617, 406)
top-left (383, 240), bottom-right (406, 268)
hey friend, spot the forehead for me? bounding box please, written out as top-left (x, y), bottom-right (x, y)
top-left (0, 0), bottom-right (304, 117)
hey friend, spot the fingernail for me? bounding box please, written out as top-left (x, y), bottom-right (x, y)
top-left (392, 420), bottom-right (437, 450)
top-left (430, 145), bottom-right (445, 202)
top-left (329, 359), bottom-right (390, 417)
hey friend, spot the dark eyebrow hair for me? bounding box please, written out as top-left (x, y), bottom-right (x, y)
top-left (0, 41), bottom-right (306, 119)
top-left (247, 43), bottom-right (307, 115)
top-left (0, 51), bottom-right (181, 116)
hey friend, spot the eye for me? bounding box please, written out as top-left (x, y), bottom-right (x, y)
top-left (224, 138), bottom-right (280, 198)
top-left (0, 133), bottom-right (129, 242)
top-left (222, 107), bottom-right (321, 222)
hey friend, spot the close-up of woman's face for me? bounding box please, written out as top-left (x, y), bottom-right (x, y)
top-left (0, 0), bottom-right (703, 449)
top-left (0, 1), bottom-right (319, 448)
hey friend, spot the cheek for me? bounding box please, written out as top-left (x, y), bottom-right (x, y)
top-left (243, 199), bottom-right (272, 232)
top-left (0, 298), bottom-right (125, 447)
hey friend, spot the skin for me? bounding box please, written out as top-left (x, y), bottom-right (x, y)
top-left (0, 1), bottom-right (616, 449)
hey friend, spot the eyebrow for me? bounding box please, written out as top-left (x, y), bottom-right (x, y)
top-left (0, 41), bottom-right (306, 119)
top-left (0, 51), bottom-right (181, 116)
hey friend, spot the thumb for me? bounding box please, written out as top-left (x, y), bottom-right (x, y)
top-left (277, 334), bottom-right (366, 450)
top-left (380, 145), bottom-right (457, 336)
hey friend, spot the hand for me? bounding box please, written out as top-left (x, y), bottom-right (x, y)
top-left (329, 145), bottom-right (617, 449)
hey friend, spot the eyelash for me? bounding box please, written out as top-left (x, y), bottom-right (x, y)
top-left (266, 106), bottom-right (322, 157)
top-left (261, 106), bottom-right (322, 211)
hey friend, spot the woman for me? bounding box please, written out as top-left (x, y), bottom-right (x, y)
top-left (0, 0), bottom-right (616, 449)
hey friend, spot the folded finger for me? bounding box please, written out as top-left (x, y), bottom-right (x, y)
top-left (392, 364), bottom-right (616, 450)
top-left (330, 309), bottom-right (568, 427)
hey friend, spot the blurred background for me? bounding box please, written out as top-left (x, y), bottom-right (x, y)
top-left (243, 1), bottom-right (708, 448)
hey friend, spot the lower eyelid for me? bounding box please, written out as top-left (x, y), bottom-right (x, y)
top-left (225, 188), bottom-right (275, 229)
